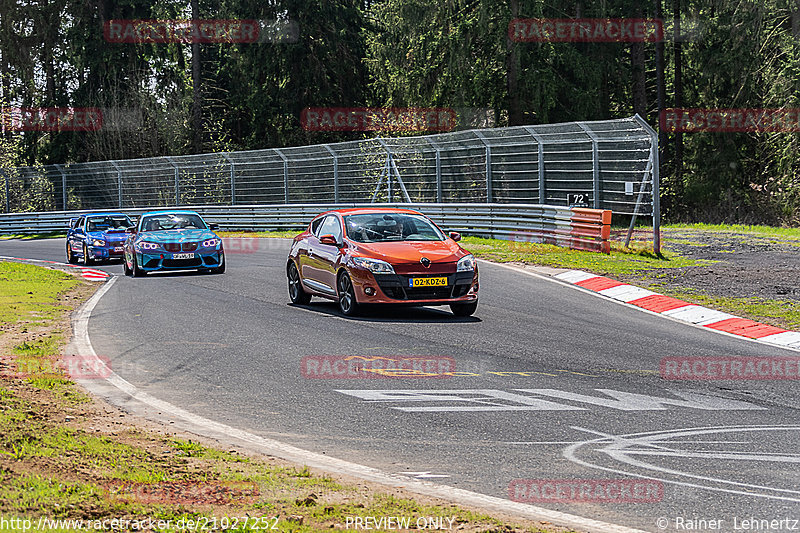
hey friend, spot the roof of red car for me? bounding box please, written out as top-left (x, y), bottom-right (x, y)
top-left (316, 207), bottom-right (424, 217)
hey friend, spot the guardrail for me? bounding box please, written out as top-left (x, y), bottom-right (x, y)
top-left (0, 203), bottom-right (613, 253)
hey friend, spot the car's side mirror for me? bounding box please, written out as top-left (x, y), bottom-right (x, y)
top-left (125, 227), bottom-right (136, 234)
top-left (449, 231), bottom-right (462, 242)
top-left (68, 218), bottom-right (77, 228)
top-left (208, 223), bottom-right (219, 230)
top-left (319, 234), bottom-right (340, 246)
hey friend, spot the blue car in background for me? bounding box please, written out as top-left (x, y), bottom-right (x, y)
top-left (66, 213), bottom-right (135, 265)
top-left (123, 210), bottom-right (225, 276)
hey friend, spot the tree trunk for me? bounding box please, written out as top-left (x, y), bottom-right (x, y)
top-left (673, 0), bottom-right (683, 197)
top-left (191, 0), bottom-right (202, 154)
top-left (506, 0), bottom-right (521, 125)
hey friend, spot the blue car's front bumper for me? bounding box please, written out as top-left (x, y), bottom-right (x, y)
top-left (87, 242), bottom-right (126, 260)
top-left (137, 251), bottom-right (224, 271)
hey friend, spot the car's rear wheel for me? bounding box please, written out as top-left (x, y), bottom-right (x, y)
top-left (450, 301), bottom-right (478, 317)
top-left (131, 253), bottom-right (145, 277)
top-left (66, 242), bottom-right (77, 264)
top-left (83, 243), bottom-right (93, 265)
top-left (287, 262), bottom-right (311, 304)
top-left (337, 271), bottom-right (360, 316)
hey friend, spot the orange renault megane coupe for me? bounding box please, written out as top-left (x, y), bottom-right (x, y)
top-left (287, 208), bottom-right (479, 316)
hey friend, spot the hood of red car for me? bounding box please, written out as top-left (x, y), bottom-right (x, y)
top-left (350, 239), bottom-right (466, 265)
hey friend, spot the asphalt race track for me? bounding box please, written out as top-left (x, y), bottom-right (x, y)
top-left (3, 237), bottom-right (799, 532)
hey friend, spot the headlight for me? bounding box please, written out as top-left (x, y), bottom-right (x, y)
top-left (202, 238), bottom-right (220, 248)
top-left (139, 241), bottom-right (159, 250)
top-left (92, 239), bottom-right (105, 247)
top-left (457, 254), bottom-right (475, 272)
top-left (350, 257), bottom-right (395, 274)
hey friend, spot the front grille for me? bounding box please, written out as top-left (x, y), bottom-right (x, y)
top-left (373, 272), bottom-right (474, 301)
top-left (163, 258), bottom-right (203, 268)
top-left (164, 243), bottom-right (180, 252)
top-left (182, 242), bottom-right (198, 252)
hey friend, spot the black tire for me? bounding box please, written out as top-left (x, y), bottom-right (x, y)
top-left (131, 253), bottom-right (145, 277)
top-left (123, 253), bottom-right (132, 276)
top-left (337, 271), bottom-right (360, 316)
top-left (66, 242), bottom-right (77, 264)
top-left (211, 252), bottom-right (225, 274)
top-left (83, 243), bottom-right (93, 265)
top-left (287, 261), bottom-right (311, 305)
top-left (450, 301), bottom-right (478, 317)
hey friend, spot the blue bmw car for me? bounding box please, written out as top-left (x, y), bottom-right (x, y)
top-left (123, 210), bottom-right (225, 276)
top-left (66, 213), bottom-right (135, 265)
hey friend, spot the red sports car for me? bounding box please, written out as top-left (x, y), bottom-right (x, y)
top-left (286, 208), bottom-right (479, 316)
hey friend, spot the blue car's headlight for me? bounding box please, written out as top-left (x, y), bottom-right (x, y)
top-left (457, 254), bottom-right (476, 272)
top-left (202, 238), bottom-right (221, 248)
top-left (139, 241), bottom-right (159, 250)
top-left (92, 239), bottom-right (105, 247)
top-left (350, 257), bottom-right (395, 274)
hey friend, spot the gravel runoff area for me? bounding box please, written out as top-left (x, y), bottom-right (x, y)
top-left (625, 227), bottom-right (800, 302)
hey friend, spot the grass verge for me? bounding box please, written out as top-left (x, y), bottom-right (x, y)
top-left (0, 260), bottom-right (556, 533)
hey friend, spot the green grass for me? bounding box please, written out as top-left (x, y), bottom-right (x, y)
top-left (0, 261), bottom-right (79, 328)
top-left (0, 232), bottom-right (66, 240)
top-left (461, 235), bottom-right (707, 277)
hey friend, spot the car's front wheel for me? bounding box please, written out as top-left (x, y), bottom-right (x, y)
top-left (123, 253), bottom-right (132, 276)
top-left (66, 242), bottom-right (77, 264)
top-left (450, 301), bottom-right (478, 317)
top-left (131, 253), bottom-right (145, 277)
top-left (287, 261), bottom-right (311, 304)
top-left (210, 252), bottom-right (225, 274)
top-left (83, 243), bottom-right (93, 265)
top-left (337, 271), bottom-right (360, 316)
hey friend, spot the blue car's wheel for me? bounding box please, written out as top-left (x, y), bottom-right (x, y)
top-left (66, 242), bottom-right (77, 264)
top-left (131, 254), bottom-right (145, 277)
top-left (83, 243), bottom-right (93, 266)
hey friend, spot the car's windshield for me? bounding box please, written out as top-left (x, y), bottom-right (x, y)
top-left (86, 216), bottom-right (133, 232)
top-left (344, 213), bottom-right (444, 243)
top-left (140, 213), bottom-right (207, 232)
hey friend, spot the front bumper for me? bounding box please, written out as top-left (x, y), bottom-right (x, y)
top-left (137, 251), bottom-right (224, 271)
top-left (351, 269), bottom-right (478, 305)
top-left (88, 243), bottom-right (126, 260)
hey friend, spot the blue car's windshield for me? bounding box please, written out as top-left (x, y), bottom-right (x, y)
top-left (86, 216), bottom-right (134, 232)
top-left (344, 213), bottom-right (444, 243)
top-left (140, 214), bottom-right (207, 232)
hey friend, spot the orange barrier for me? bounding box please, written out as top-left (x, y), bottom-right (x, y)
top-left (569, 208), bottom-right (612, 253)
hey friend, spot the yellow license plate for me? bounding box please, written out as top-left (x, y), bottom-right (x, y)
top-left (410, 277), bottom-right (447, 288)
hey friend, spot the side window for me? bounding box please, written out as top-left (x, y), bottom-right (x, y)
top-left (75, 217), bottom-right (84, 230)
top-left (310, 217), bottom-right (324, 236)
top-left (317, 215), bottom-right (342, 242)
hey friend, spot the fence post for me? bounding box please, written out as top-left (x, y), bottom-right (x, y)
top-left (524, 126), bottom-right (545, 204)
top-left (424, 137), bottom-right (443, 202)
top-left (633, 114), bottom-right (661, 254)
top-left (275, 149), bottom-right (288, 203)
top-left (473, 131), bottom-right (492, 202)
top-left (111, 161), bottom-right (122, 208)
top-left (578, 123), bottom-right (600, 209)
top-left (2, 169), bottom-right (8, 213)
top-left (222, 153), bottom-right (236, 205)
top-left (56, 164), bottom-right (67, 210)
top-left (165, 157), bottom-right (179, 206)
top-left (323, 145), bottom-right (339, 203)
